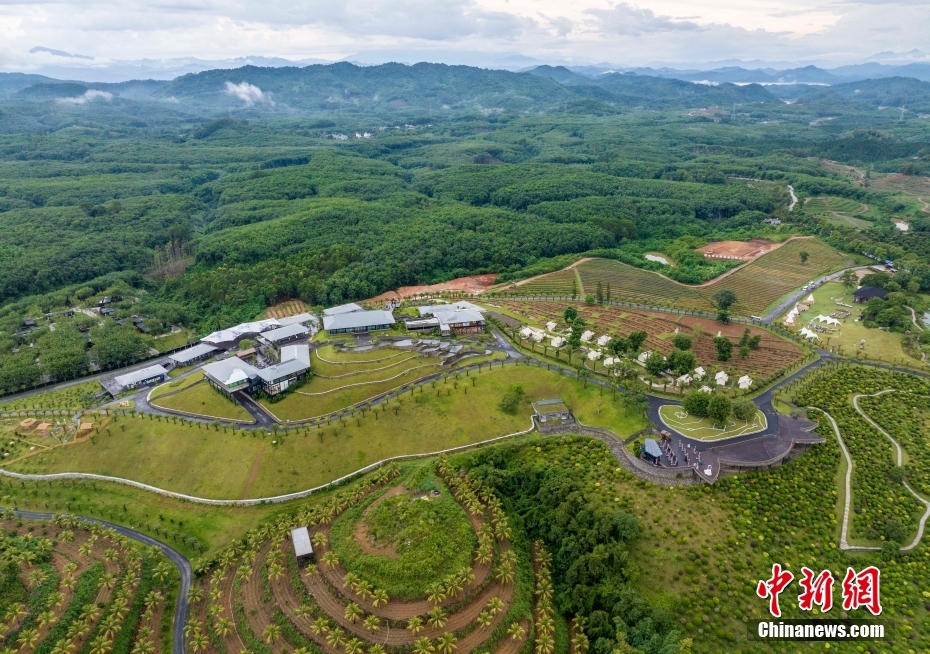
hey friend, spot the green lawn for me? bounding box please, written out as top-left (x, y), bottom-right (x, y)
top-left (149, 381), bottom-right (253, 421)
top-left (786, 281), bottom-right (913, 366)
top-left (149, 371), bottom-right (205, 399)
top-left (658, 404), bottom-right (767, 441)
top-left (304, 357), bottom-right (441, 392)
top-left (147, 329), bottom-right (196, 353)
top-left (7, 365), bottom-right (646, 500)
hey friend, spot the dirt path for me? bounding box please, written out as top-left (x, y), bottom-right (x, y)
top-left (352, 485), bottom-right (407, 557)
top-left (919, 197), bottom-right (929, 213)
top-left (240, 448), bottom-right (264, 499)
top-left (494, 619), bottom-right (529, 654)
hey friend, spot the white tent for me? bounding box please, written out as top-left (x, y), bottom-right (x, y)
top-left (738, 375), bottom-right (753, 390)
top-left (637, 351), bottom-right (651, 364)
top-left (699, 385), bottom-right (713, 393)
top-left (603, 356), bottom-right (615, 367)
top-left (520, 327), bottom-right (533, 338)
top-left (587, 350), bottom-right (602, 361)
top-left (676, 374), bottom-right (692, 386)
top-left (532, 330), bottom-right (545, 342)
top-left (805, 293), bottom-right (816, 304)
top-left (693, 366), bottom-right (706, 379)
top-left (546, 321), bottom-right (557, 331)
top-left (715, 371), bottom-right (729, 386)
top-left (784, 303), bottom-right (801, 326)
top-left (815, 315), bottom-right (840, 326)
top-left (799, 328), bottom-right (820, 340)
top-left (596, 334), bottom-right (610, 347)
top-left (580, 330), bottom-right (594, 342)
top-left (550, 336), bottom-right (565, 348)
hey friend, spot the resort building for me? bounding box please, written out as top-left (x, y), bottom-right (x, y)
top-left (167, 343), bottom-right (218, 367)
top-left (323, 310), bottom-right (396, 335)
top-left (102, 364), bottom-right (170, 396)
top-left (203, 343), bottom-right (311, 397)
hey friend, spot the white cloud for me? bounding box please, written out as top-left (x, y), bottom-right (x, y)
top-left (224, 81), bottom-right (271, 105)
top-left (56, 89), bottom-right (113, 104)
top-left (585, 3), bottom-right (700, 36)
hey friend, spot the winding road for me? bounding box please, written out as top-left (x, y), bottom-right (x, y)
top-left (11, 509), bottom-right (191, 654)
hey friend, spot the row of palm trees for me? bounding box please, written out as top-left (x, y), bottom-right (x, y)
top-left (534, 544), bottom-right (555, 654)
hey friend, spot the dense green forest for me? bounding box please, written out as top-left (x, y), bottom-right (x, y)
top-left (1, 62), bottom-right (930, 390)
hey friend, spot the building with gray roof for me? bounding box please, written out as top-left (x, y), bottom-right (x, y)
top-left (167, 343), bottom-right (217, 366)
top-left (259, 323), bottom-right (309, 345)
top-left (323, 310), bottom-right (395, 334)
top-left (323, 303), bottom-right (365, 317)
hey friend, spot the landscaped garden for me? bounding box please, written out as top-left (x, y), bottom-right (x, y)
top-left (148, 379), bottom-right (253, 422)
top-left (658, 403), bottom-right (767, 441)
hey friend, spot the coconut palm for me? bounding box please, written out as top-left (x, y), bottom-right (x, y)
top-left (131, 641), bottom-right (154, 654)
top-left (295, 603), bottom-right (313, 619)
top-left (322, 551), bottom-right (340, 568)
top-left (312, 532), bottom-right (328, 548)
top-left (27, 569), bottom-right (46, 587)
top-left (49, 639), bottom-right (75, 654)
top-left (425, 583), bottom-right (446, 606)
top-left (187, 587), bottom-right (203, 604)
top-left (17, 629), bottom-right (39, 650)
top-left (267, 563), bottom-right (284, 582)
top-left (342, 572), bottom-right (359, 588)
top-left (369, 645), bottom-right (386, 654)
top-left (494, 565), bottom-right (514, 585)
top-left (507, 623), bottom-right (525, 640)
top-left (215, 618), bottom-right (233, 638)
top-left (100, 616), bottom-right (121, 640)
top-left (310, 618), bottom-right (330, 636)
top-left (5, 603), bottom-right (27, 623)
top-left (476, 611), bottom-right (492, 629)
top-left (189, 632), bottom-right (208, 654)
top-left (344, 637), bottom-right (364, 654)
top-left (303, 564), bottom-right (318, 578)
top-left (344, 603), bottom-right (363, 624)
top-left (362, 615), bottom-right (380, 632)
top-left (570, 631), bottom-right (589, 654)
top-left (262, 624), bottom-right (281, 644)
top-left (436, 632), bottom-right (457, 654)
top-left (535, 633), bottom-right (555, 654)
top-left (152, 563), bottom-right (172, 585)
top-left (78, 544), bottom-right (92, 557)
top-left (326, 627), bottom-right (346, 650)
top-left (371, 589), bottom-right (388, 607)
top-left (37, 610), bottom-right (57, 628)
top-left (426, 607), bottom-right (446, 629)
top-left (411, 637), bottom-right (434, 654)
top-left (407, 616), bottom-right (424, 635)
top-left (486, 597), bottom-right (505, 615)
top-left (87, 636), bottom-right (109, 654)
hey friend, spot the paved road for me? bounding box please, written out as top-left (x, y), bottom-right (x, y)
top-left (12, 510), bottom-right (191, 654)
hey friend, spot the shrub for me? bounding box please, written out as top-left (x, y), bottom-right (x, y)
top-left (731, 398), bottom-right (755, 421)
top-left (713, 337), bottom-right (732, 362)
top-left (682, 391), bottom-right (709, 417)
top-left (707, 394), bottom-right (732, 425)
top-left (499, 394), bottom-right (519, 414)
top-left (672, 334), bottom-right (692, 350)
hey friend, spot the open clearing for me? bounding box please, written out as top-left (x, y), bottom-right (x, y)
top-left (149, 380), bottom-right (253, 421)
top-left (697, 238), bottom-right (778, 260)
top-left (658, 404), bottom-right (767, 441)
top-left (6, 365), bottom-right (646, 499)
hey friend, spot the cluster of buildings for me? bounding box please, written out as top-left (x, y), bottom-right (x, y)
top-left (403, 301), bottom-right (487, 336)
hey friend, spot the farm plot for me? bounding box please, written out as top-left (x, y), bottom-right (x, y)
top-left (497, 268), bottom-right (578, 297)
top-left (0, 515), bottom-right (176, 654)
top-left (704, 239), bottom-right (850, 315)
top-left (494, 300), bottom-right (805, 381)
top-left (658, 404), bottom-right (767, 441)
top-left (187, 460), bottom-right (534, 654)
top-left (576, 260), bottom-right (713, 311)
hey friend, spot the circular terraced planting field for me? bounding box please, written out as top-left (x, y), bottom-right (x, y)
top-left (188, 459), bottom-right (542, 654)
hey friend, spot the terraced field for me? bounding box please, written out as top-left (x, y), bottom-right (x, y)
top-left (495, 300), bottom-right (805, 381)
top-left (503, 268), bottom-right (578, 297)
top-left (0, 515), bottom-right (176, 654)
top-left (491, 238), bottom-right (853, 316)
top-left (187, 460), bottom-right (536, 654)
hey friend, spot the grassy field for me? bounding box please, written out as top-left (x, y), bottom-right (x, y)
top-left (149, 371), bottom-right (205, 398)
top-left (149, 381), bottom-right (253, 421)
top-left (785, 281), bottom-right (913, 365)
top-left (657, 404), bottom-right (767, 441)
top-left (5, 364), bottom-right (646, 500)
top-left (148, 329), bottom-right (196, 352)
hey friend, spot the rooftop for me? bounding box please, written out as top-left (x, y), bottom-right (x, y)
top-left (417, 301), bottom-right (485, 317)
top-left (261, 323), bottom-right (310, 343)
top-left (167, 343), bottom-right (217, 365)
top-left (280, 344), bottom-right (311, 367)
top-left (291, 527), bottom-right (313, 557)
top-left (276, 312), bottom-right (316, 327)
top-left (323, 303), bottom-right (365, 317)
top-left (203, 357), bottom-right (260, 388)
top-left (113, 364), bottom-right (169, 388)
top-left (323, 310), bottom-right (396, 331)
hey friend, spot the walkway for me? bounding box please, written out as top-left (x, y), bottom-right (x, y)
top-left (12, 509), bottom-right (190, 654)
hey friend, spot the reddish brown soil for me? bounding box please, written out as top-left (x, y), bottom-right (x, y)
top-left (368, 274), bottom-right (498, 302)
top-left (697, 239), bottom-right (778, 260)
top-left (495, 619), bottom-right (529, 654)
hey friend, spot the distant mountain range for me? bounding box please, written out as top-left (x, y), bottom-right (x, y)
top-left (590, 62), bottom-right (930, 85)
top-left (2, 60), bottom-right (930, 118)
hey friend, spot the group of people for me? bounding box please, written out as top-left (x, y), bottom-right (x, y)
top-left (659, 438), bottom-right (700, 468)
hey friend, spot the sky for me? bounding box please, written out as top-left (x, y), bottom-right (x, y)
top-left (1, 0), bottom-right (929, 79)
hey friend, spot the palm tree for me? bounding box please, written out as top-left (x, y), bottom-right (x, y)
top-left (476, 611), bottom-right (492, 628)
top-left (494, 565), bottom-right (514, 585)
top-left (215, 618), bottom-right (233, 638)
top-left (322, 551), bottom-right (340, 568)
top-left (295, 603), bottom-right (313, 619)
top-left (507, 623), bottom-right (525, 640)
top-left (101, 616), bottom-right (121, 640)
top-left (152, 563), bottom-right (172, 585)
top-left (344, 637), bottom-right (364, 654)
top-left (5, 603), bottom-right (27, 624)
top-left (303, 564), bottom-right (318, 578)
top-left (486, 597), bottom-right (505, 615)
top-left (326, 627), bottom-right (346, 650)
top-left (371, 589), bottom-right (388, 607)
top-left (312, 532), bottom-right (328, 548)
top-left (50, 591), bottom-right (65, 608)
top-left (344, 603), bottom-right (363, 624)
top-left (189, 632), bottom-right (208, 653)
top-left (131, 641), bottom-right (155, 654)
top-left (426, 607), bottom-right (447, 629)
top-left (363, 615), bottom-right (381, 632)
top-left (49, 640), bottom-right (75, 654)
top-left (187, 587), bottom-right (203, 604)
top-left (27, 569), bottom-right (46, 587)
top-left (310, 618), bottom-right (330, 636)
top-left (37, 610), bottom-right (57, 628)
top-left (267, 563), bottom-right (284, 582)
top-left (411, 637), bottom-right (434, 654)
top-left (425, 583), bottom-right (446, 606)
top-left (17, 629), bottom-right (39, 651)
top-left (342, 572), bottom-right (359, 588)
top-left (535, 633), bottom-right (555, 654)
top-left (436, 632), bottom-right (457, 654)
top-left (262, 624), bottom-right (281, 644)
top-left (369, 646), bottom-right (386, 654)
top-left (87, 636), bottom-right (109, 654)
top-left (407, 616), bottom-right (424, 635)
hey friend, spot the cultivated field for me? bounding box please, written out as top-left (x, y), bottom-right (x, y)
top-left (490, 239), bottom-right (854, 315)
top-left (187, 461), bottom-right (538, 654)
top-left (264, 299), bottom-right (311, 319)
top-left (658, 404), bottom-right (767, 441)
top-left (0, 516), bottom-right (177, 654)
top-left (493, 300), bottom-right (805, 381)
